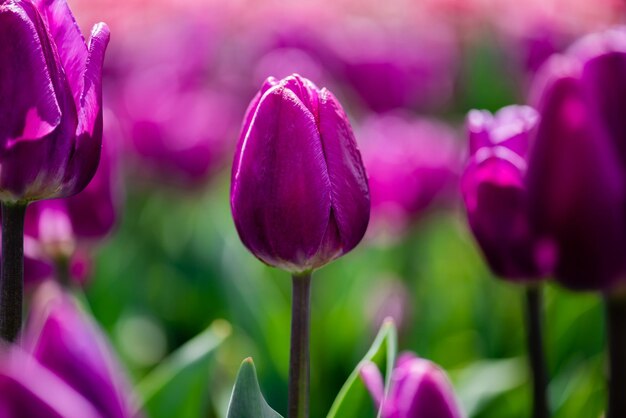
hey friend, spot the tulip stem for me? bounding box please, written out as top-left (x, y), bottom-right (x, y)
top-left (524, 285), bottom-right (549, 418)
top-left (54, 257), bottom-right (71, 288)
top-left (605, 292), bottom-right (626, 418)
top-left (0, 203), bottom-right (26, 343)
top-left (288, 273), bottom-right (311, 418)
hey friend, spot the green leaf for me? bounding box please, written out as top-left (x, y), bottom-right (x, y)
top-left (326, 319), bottom-right (397, 418)
top-left (135, 319), bottom-right (231, 418)
top-left (226, 358), bottom-right (284, 418)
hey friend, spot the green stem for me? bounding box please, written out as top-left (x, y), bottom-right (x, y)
top-left (288, 273), bottom-right (311, 418)
top-left (524, 285), bottom-right (549, 418)
top-left (605, 293), bottom-right (626, 418)
top-left (54, 256), bottom-right (71, 288)
top-left (0, 203), bottom-right (26, 343)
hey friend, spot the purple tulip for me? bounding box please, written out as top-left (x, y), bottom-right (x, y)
top-left (461, 105), bottom-right (549, 280)
top-left (527, 27), bottom-right (626, 290)
top-left (360, 113), bottom-right (459, 235)
top-left (231, 74), bottom-right (370, 273)
top-left (23, 283), bottom-right (135, 418)
top-left (361, 353), bottom-right (463, 418)
top-left (0, 348), bottom-right (103, 418)
top-left (0, 0), bottom-right (109, 202)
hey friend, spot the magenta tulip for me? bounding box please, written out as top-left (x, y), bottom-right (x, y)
top-left (231, 74), bottom-right (370, 274)
top-left (0, 0), bottom-right (109, 202)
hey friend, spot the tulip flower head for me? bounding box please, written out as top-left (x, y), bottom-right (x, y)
top-left (462, 105), bottom-right (549, 281)
top-left (231, 74), bottom-right (370, 274)
top-left (0, 0), bottom-right (110, 203)
top-left (527, 27), bottom-right (626, 290)
top-left (361, 353), bottom-right (463, 418)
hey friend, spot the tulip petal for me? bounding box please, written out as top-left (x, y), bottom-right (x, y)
top-left (0, 0), bottom-right (77, 200)
top-left (527, 72), bottom-right (626, 290)
top-left (360, 361), bottom-right (385, 410)
top-left (318, 89), bottom-right (370, 254)
top-left (33, 0), bottom-right (87, 108)
top-left (61, 22), bottom-right (110, 196)
top-left (0, 1), bottom-right (61, 148)
top-left (0, 349), bottom-right (102, 418)
top-left (25, 289), bottom-right (133, 418)
top-left (582, 51), bottom-right (626, 167)
top-left (232, 86), bottom-right (331, 272)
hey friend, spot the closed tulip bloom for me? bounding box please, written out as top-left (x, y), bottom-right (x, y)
top-left (361, 353), bottom-right (463, 418)
top-left (462, 105), bottom-right (547, 280)
top-left (527, 28), bottom-right (626, 290)
top-left (0, 0), bottom-right (110, 203)
top-left (231, 74), bottom-right (370, 274)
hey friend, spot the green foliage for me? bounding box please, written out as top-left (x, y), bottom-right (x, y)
top-left (327, 320), bottom-right (397, 418)
top-left (227, 359), bottom-right (284, 418)
top-left (136, 320), bottom-right (231, 418)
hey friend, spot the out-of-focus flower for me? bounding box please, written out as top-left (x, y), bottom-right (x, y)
top-left (115, 20), bottom-right (238, 187)
top-left (19, 133), bottom-right (120, 286)
top-left (329, 22), bottom-right (458, 113)
top-left (361, 352), bottom-right (463, 418)
top-left (231, 74), bottom-right (370, 274)
top-left (0, 0), bottom-right (109, 203)
top-left (527, 27), bottom-right (626, 290)
top-left (0, 348), bottom-right (102, 418)
top-left (461, 105), bottom-right (548, 280)
top-left (0, 282), bottom-right (136, 417)
top-left (364, 277), bottom-right (413, 336)
top-left (22, 282), bottom-right (136, 418)
top-left (361, 113), bottom-right (459, 236)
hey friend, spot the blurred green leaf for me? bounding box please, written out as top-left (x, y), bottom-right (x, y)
top-left (226, 358), bottom-right (284, 418)
top-left (136, 319), bottom-right (231, 418)
top-left (326, 319), bottom-right (397, 418)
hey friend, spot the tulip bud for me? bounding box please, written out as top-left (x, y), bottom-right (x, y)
top-left (461, 105), bottom-right (548, 280)
top-left (527, 28), bottom-right (626, 290)
top-left (231, 74), bottom-right (370, 274)
top-left (361, 353), bottom-right (463, 418)
top-left (0, 0), bottom-right (109, 203)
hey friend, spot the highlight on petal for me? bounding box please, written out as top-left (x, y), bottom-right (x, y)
top-left (33, 0), bottom-right (88, 107)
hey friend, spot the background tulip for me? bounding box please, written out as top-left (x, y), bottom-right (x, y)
top-left (527, 33), bottom-right (626, 291)
top-left (23, 282), bottom-right (135, 418)
top-left (361, 112), bottom-right (459, 237)
top-left (231, 74), bottom-right (370, 274)
top-left (361, 352), bottom-right (463, 418)
top-left (462, 105), bottom-right (544, 280)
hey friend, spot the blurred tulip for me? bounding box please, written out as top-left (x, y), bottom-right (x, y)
top-left (527, 27), bottom-right (626, 290)
top-left (329, 22), bottom-right (458, 112)
top-left (116, 20), bottom-right (237, 187)
top-left (461, 105), bottom-right (548, 280)
top-left (231, 74), bottom-right (370, 273)
top-left (0, 0), bottom-right (109, 202)
top-left (361, 113), bottom-right (459, 236)
top-left (0, 348), bottom-right (103, 418)
top-left (23, 282), bottom-right (135, 418)
top-left (361, 352), bottom-right (463, 418)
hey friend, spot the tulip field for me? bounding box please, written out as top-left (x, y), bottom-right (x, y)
top-left (1, 0), bottom-right (625, 417)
